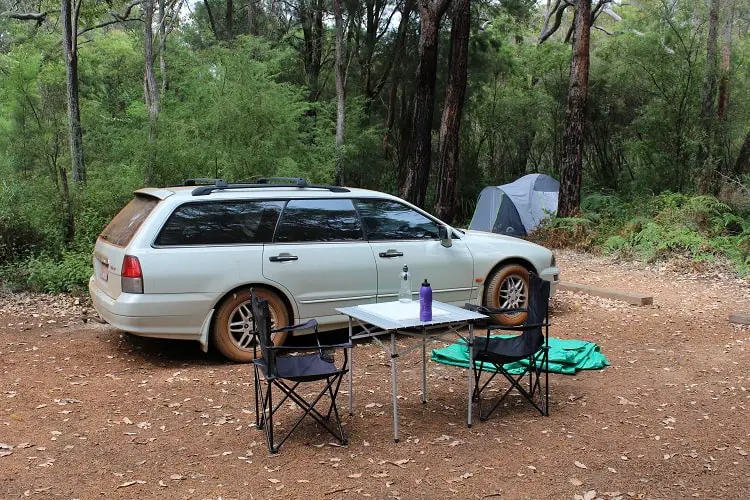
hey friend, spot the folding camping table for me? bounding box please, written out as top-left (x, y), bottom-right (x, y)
top-left (336, 301), bottom-right (487, 442)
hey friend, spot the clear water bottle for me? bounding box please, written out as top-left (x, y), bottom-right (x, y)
top-left (398, 265), bottom-right (411, 303)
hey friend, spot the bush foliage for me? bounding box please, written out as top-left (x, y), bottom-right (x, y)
top-left (1, 1), bottom-right (749, 292)
top-left (531, 192), bottom-right (750, 275)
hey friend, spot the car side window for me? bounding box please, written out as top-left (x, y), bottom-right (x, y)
top-left (274, 199), bottom-right (364, 243)
top-left (355, 199), bottom-right (439, 241)
top-left (154, 200), bottom-right (283, 246)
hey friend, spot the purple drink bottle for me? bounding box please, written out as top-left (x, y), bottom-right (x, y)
top-left (419, 279), bottom-right (432, 321)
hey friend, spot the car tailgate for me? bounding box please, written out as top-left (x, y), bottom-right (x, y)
top-left (93, 240), bottom-right (127, 300)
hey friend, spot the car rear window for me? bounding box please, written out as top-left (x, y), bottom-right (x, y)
top-left (99, 195), bottom-right (159, 247)
top-left (154, 200), bottom-right (284, 246)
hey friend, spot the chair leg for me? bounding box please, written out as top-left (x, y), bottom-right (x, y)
top-left (472, 362), bottom-right (501, 421)
top-left (542, 347), bottom-right (550, 416)
top-left (326, 375), bottom-right (347, 445)
top-left (482, 369), bottom-right (527, 419)
top-left (259, 374), bottom-right (348, 452)
top-left (254, 365), bottom-right (262, 429)
top-left (277, 380), bottom-right (329, 422)
top-left (324, 373), bottom-right (344, 420)
top-left (265, 382), bottom-right (277, 453)
top-left (477, 358), bottom-right (550, 420)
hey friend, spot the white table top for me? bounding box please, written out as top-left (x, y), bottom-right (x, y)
top-left (336, 300), bottom-right (486, 331)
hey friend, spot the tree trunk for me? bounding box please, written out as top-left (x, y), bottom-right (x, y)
top-left (226, 0), bottom-right (234, 38)
top-left (697, 0), bottom-right (720, 177)
top-left (700, 0), bottom-right (720, 125)
top-left (369, 0), bottom-right (415, 113)
top-left (60, 166), bottom-right (75, 243)
top-left (558, 2), bottom-right (591, 218)
top-left (360, 0), bottom-right (379, 108)
top-left (61, 0), bottom-right (86, 183)
top-left (716, 3), bottom-right (734, 175)
top-left (383, 80), bottom-right (399, 153)
top-left (400, 0), bottom-right (451, 207)
top-left (159, 0), bottom-right (168, 92)
top-left (203, 0), bottom-right (219, 38)
top-left (434, 0), bottom-right (469, 223)
top-left (300, 0), bottom-right (324, 102)
top-left (734, 131), bottom-right (750, 175)
top-left (144, 0), bottom-right (160, 185)
top-left (716, 6), bottom-right (732, 123)
top-left (397, 85), bottom-right (414, 187)
top-left (333, 0), bottom-right (345, 186)
top-left (247, 0), bottom-right (259, 35)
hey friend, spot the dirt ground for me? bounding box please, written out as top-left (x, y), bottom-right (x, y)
top-left (1, 251), bottom-right (749, 499)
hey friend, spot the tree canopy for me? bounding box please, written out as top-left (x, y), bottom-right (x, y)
top-left (1, 0), bottom-right (749, 290)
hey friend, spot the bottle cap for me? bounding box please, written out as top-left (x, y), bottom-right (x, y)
top-left (422, 279), bottom-right (430, 286)
top-left (403, 265), bottom-right (408, 272)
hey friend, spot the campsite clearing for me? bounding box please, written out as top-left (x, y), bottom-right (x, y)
top-left (1, 251), bottom-right (749, 498)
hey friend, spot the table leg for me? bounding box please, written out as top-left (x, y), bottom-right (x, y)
top-left (348, 317), bottom-right (353, 416)
top-left (391, 332), bottom-right (399, 443)
top-left (421, 336), bottom-right (427, 404)
top-left (467, 322), bottom-right (474, 428)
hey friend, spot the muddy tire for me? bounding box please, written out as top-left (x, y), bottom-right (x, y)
top-left (483, 264), bottom-right (530, 326)
top-left (212, 288), bottom-right (290, 363)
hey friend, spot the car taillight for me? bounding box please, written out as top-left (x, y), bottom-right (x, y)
top-left (121, 255), bottom-right (143, 294)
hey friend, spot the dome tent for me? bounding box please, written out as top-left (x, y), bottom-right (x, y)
top-left (469, 174), bottom-right (559, 237)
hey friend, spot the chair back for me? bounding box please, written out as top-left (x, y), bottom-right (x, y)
top-left (527, 273), bottom-right (550, 325)
top-left (251, 292), bottom-right (276, 376)
top-left (521, 273), bottom-right (551, 351)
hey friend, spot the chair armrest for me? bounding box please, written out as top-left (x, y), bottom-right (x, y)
top-left (273, 319), bottom-right (318, 333)
top-left (319, 342), bottom-right (353, 350)
top-left (464, 303), bottom-right (527, 315)
top-left (266, 342), bottom-right (353, 352)
top-left (488, 321), bottom-right (550, 332)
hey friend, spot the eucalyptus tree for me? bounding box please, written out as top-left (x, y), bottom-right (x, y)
top-left (400, 0), bottom-right (452, 207)
top-left (333, 0), bottom-right (345, 185)
top-left (433, 0), bottom-right (469, 222)
top-left (538, 0), bottom-right (616, 216)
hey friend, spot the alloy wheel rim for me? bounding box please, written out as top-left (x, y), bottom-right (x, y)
top-left (498, 275), bottom-right (527, 312)
top-left (227, 300), bottom-right (278, 350)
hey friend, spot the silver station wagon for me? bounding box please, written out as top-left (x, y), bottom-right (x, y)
top-left (89, 178), bottom-right (560, 362)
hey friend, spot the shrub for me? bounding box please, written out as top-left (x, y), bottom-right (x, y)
top-left (24, 251), bottom-right (92, 294)
top-left (529, 192), bottom-right (750, 276)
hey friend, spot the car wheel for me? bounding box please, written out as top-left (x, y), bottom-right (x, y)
top-left (483, 264), bottom-right (530, 326)
top-left (212, 288), bottom-right (290, 363)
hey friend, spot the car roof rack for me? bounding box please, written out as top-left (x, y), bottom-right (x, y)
top-left (182, 178), bottom-right (229, 187)
top-left (256, 177), bottom-right (307, 186)
top-left (189, 177), bottom-right (350, 196)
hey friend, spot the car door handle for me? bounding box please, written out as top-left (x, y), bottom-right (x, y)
top-left (378, 249), bottom-right (403, 258)
top-left (269, 253), bottom-right (299, 262)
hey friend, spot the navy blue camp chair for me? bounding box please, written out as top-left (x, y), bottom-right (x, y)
top-left (465, 273), bottom-right (551, 420)
top-left (251, 291), bottom-right (351, 453)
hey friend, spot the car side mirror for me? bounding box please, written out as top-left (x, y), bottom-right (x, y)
top-left (439, 225), bottom-right (452, 248)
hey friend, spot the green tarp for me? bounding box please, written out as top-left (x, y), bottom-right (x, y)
top-left (431, 337), bottom-right (610, 375)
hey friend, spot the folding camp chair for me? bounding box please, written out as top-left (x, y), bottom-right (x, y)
top-left (252, 292), bottom-right (351, 453)
top-left (465, 273), bottom-right (551, 420)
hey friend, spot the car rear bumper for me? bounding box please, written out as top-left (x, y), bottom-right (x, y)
top-left (89, 276), bottom-right (216, 340)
